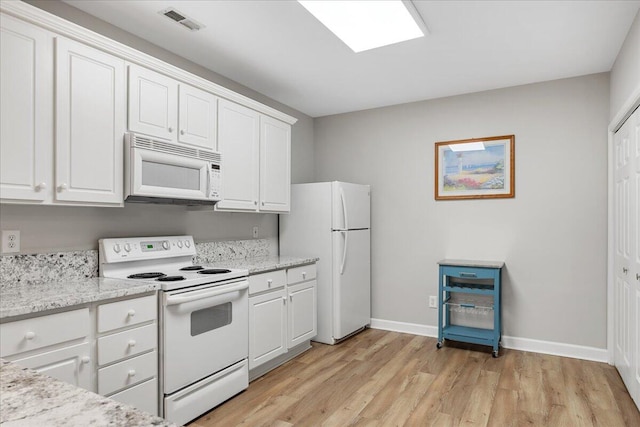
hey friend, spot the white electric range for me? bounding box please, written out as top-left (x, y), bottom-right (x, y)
top-left (99, 235), bottom-right (249, 425)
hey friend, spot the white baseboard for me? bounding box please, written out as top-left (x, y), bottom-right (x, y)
top-left (370, 318), bottom-right (608, 363)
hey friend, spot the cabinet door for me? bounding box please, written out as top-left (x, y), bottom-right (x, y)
top-left (216, 99), bottom-right (260, 211)
top-left (249, 289), bottom-right (286, 369)
top-left (178, 84), bottom-right (217, 150)
top-left (12, 342), bottom-right (92, 391)
top-left (259, 116), bottom-right (291, 212)
top-left (55, 37), bottom-right (125, 204)
top-left (288, 281), bottom-right (317, 348)
top-left (128, 65), bottom-right (177, 141)
top-left (0, 15), bottom-right (52, 201)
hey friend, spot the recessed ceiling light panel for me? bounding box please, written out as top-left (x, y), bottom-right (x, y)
top-left (298, 0), bottom-right (426, 53)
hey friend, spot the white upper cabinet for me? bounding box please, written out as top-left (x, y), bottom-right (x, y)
top-left (56, 37), bottom-right (125, 204)
top-left (179, 84), bottom-right (217, 150)
top-left (216, 99), bottom-right (260, 211)
top-left (128, 65), bottom-right (178, 142)
top-left (128, 64), bottom-right (217, 151)
top-left (260, 116), bottom-right (291, 212)
top-left (216, 100), bottom-right (291, 213)
top-left (0, 14), bottom-right (52, 202)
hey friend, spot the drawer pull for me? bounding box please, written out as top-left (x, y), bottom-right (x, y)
top-left (81, 356), bottom-right (90, 364)
top-left (267, 279), bottom-right (273, 287)
top-left (128, 369), bottom-right (136, 377)
top-left (127, 309), bottom-right (136, 317)
top-left (459, 272), bottom-right (477, 278)
top-left (24, 331), bottom-right (36, 340)
top-left (128, 339), bottom-right (137, 347)
top-left (282, 296), bottom-right (286, 304)
top-left (302, 272), bottom-right (307, 279)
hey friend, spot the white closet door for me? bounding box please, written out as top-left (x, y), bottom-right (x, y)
top-left (614, 105), bottom-right (639, 408)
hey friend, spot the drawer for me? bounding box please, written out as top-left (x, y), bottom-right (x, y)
top-left (109, 378), bottom-right (158, 416)
top-left (441, 266), bottom-right (498, 281)
top-left (248, 269), bottom-right (286, 295)
top-left (0, 308), bottom-right (89, 358)
top-left (98, 323), bottom-right (157, 366)
top-left (98, 350), bottom-right (157, 395)
top-left (97, 295), bottom-right (157, 333)
top-left (287, 264), bottom-right (317, 284)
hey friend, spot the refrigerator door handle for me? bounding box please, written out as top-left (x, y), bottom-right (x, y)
top-left (340, 230), bottom-right (348, 275)
top-left (340, 187), bottom-right (349, 230)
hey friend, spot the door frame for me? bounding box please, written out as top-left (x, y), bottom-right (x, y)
top-left (607, 85), bottom-right (640, 364)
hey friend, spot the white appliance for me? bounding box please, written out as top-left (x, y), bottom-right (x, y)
top-left (124, 133), bottom-right (222, 205)
top-left (279, 181), bottom-right (371, 344)
top-left (99, 236), bottom-right (249, 426)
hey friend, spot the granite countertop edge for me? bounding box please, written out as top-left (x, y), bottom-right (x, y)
top-left (0, 360), bottom-right (177, 426)
top-left (0, 256), bottom-right (318, 319)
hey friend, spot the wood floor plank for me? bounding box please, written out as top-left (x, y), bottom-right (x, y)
top-left (188, 329), bottom-right (640, 427)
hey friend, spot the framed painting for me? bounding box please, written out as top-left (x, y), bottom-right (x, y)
top-left (435, 135), bottom-right (515, 200)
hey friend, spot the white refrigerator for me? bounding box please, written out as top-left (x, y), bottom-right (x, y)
top-left (279, 181), bottom-right (371, 344)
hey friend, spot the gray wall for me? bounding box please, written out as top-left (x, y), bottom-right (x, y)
top-left (314, 73), bottom-right (610, 348)
top-left (610, 10), bottom-right (640, 121)
top-left (0, 0), bottom-right (314, 253)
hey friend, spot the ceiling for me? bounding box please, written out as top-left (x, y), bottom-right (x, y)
top-left (63, 0), bottom-right (640, 118)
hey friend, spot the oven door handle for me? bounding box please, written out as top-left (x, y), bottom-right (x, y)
top-left (164, 282), bottom-right (248, 306)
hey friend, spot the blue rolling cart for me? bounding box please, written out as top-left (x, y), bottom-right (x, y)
top-left (436, 259), bottom-right (504, 357)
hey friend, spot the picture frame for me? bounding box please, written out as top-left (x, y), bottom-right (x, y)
top-left (434, 135), bottom-right (515, 200)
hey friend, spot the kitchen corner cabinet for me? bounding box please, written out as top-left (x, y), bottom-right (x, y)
top-left (216, 100), bottom-right (291, 213)
top-left (128, 64), bottom-right (217, 151)
top-left (248, 264), bottom-right (316, 373)
top-left (436, 260), bottom-right (504, 357)
top-left (0, 13), bottom-right (125, 206)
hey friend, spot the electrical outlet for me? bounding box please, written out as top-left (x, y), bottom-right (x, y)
top-left (252, 226), bottom-right (259, 239)
top-left (429, 295), bottom-right (437, 308)
top-left (1, 230), bottom-right (20, 254)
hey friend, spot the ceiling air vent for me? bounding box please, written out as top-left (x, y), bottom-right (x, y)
top-left (159, 7), bottom-right (204, 32)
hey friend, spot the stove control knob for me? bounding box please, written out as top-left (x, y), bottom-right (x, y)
top-left (124, 243), bottom-right (131, 252)
top-left (185, 240), bottom-right (191, 248)
top-left (113, 244), bottom-right (121, 254)
top-left (177, 241), bottom-right (183, 248)
top-left (162, 241), bottom-right (170, 250)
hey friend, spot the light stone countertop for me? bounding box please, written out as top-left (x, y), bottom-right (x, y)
top-left (438, 259), bottom-right (505, 269)
top-left (202, 255), bottom-right (319, 274)
top-left (0, 360), bottom-right (177, 427)
top-left (0, 278), bottom-right (159, 320)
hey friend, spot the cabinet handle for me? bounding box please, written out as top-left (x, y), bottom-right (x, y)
top-left (261, 201), bottom-right (265, 206)
top-left (128, 369), bottom-right (136, 377)
top-left (57, 183), bottom-right (68, 192)
top-left (460, 272), bottom-right (477, 278)
top-left (180, 129), bottom-right (185, 135)
top-left (168, 127), bottom-right (173, 133)
top-left (36, 182), bottom-right (47, 191)
top-left (267, 279), bottom-right (273, 287)
top-left (636, 273), bottom-right (640, 281)
top-left (81, 356), bottom-right (90, 364)
top-left (282, 296), bottom-right (286, 304)
top-left (302, 272), bottom-right (306, 279)
top-left (128, 339), bottom-right (137, 347)
top-left (623, 267), bottom-right (628, 274)
top-left (25, 331), bottom-right (36, 340)
top-left (127, 309), bottom-right (136, 317)
top-left (290, 295), bottom-right (293, 302)
top-left (254, 201), bottom-right (258, 206)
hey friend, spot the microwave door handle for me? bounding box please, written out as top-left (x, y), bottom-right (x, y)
top-left (164, 282), bottom-right (248, 306)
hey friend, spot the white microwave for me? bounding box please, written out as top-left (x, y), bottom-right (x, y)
top-left (124, 133), bottom-right (222, 205)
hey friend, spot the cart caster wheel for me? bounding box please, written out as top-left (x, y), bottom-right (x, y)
top-left (436, 342), bottom-right (443, 349)
top-left (492, 350), bottom-right (499, 358)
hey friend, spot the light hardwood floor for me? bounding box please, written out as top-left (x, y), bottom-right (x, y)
top-left (189, 329), bottom-right (640, 426)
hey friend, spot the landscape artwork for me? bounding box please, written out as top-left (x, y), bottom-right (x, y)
top-left (435, 135), bottom-right (515, 200)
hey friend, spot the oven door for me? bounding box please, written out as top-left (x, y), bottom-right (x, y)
top-left (161, 279), bottom-right (248, 394)
top-left (130, 146), bottom-right (210, 201)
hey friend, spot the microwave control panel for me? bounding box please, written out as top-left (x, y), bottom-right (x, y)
top-left (209, 163), bottom-right (222, 200)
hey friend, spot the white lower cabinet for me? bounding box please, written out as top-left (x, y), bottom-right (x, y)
top-left (13, 342), bottom-right (92, 390)
top-left (110, 378), bottom-right (158, 415)
top-left (248, 263), bottom-right (317, 375)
